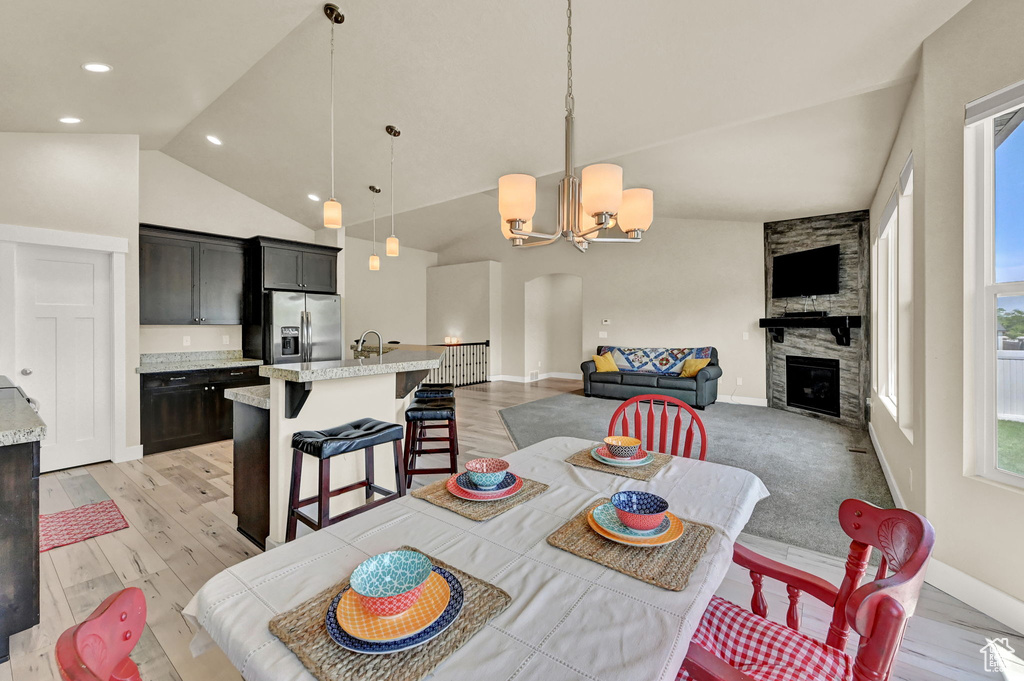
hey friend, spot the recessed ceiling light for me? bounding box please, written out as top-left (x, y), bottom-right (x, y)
top-left (82, 63), bottom-right (112, 73)
top-left (206, 135), bottom-right (222, 145)
top-left (307, 194), bottom-right (320, 202)
top-left (59, 117), bottom-right (82, 124)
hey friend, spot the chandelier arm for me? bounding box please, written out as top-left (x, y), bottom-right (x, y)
top-left (517, 234), bottom-right (562, 248)
top-left (585, 236), bottom-right (644, 244)
top-left (571, 238), bottom-right (588, 254)
top-left (511, 227), bottom-right (560, 239)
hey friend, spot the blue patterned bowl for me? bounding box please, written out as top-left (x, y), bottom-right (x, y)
top-left (349, 550), bottom-right (433, 617)
top-left (465, 458), bottom-right (510, 489)
top-left (611, 491), bottom-right (669, 531)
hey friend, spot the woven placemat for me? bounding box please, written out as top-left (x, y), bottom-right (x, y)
top-left (410, 476), bottom-right (549, 521)
top-left (547, 499), bottom-right (715, 591)
top-left (565, 445), bottom-right (674, 481)
top-left (268, 546), bottom-right (511, 681)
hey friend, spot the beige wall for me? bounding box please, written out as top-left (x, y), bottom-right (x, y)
top-left (436, 217), bottom-right (767, 398)
top-left (0, 133), bottom-right (141, 447)
top-left (138, 150), bottom-right (324, 354)
top-left (869, 0), bottom-right (1024, 605)
top-left (344, 236), bottom-right (438, 346)
top-left (524, 273), bottom-right (584, 377)
top-left (425, 260), bottom-right (502, 374)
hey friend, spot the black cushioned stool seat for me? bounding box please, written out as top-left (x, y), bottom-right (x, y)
top-left (414, 383), bottom-right (455, 399)
top-left (292, 418), bottom-right (405, 459)
top-left (405, 398), bottom-right (456, 422)
top-left (403, 397), bottom-right (459, 489)
top-left (285, 417), bottom-right (406, 542)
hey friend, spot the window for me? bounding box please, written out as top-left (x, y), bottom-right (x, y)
top-left (873, 154), bottom-right (913, 427)
top-left (966, 80), bottom-right (1024, 486)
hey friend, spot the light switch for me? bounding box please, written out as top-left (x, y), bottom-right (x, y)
top-left (736, 377), bottom-right (743, 386)
top-left (222, 335), bottom-right (230, 345)
top-left (598, 331), bottom-right (608, 338)
top-left (601, 319), bottom-right (611, 325)
top-left (742, 332), bottom-right (749, 341)
top-left (183, 336), bottom-right (191, 347)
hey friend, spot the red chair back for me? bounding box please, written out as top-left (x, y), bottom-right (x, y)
top-left (608, 394), bottom-right (707, 460)
top-left (55, 587), bottom-right (146, 681)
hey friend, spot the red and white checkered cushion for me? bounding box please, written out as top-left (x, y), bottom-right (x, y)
top-left (677, 596), bottom-right (853, 681)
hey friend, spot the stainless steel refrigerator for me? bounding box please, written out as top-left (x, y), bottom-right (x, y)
top-left (265, 291), bottom-right (343, 364)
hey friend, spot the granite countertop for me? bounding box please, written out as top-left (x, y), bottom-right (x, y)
top-left (136, 350), bottom-right (264, 375)
top-left (224, 385), bottom-right (270, 410)
top-left (0, 378), bottom-right (46, 446)
top-left (260, 346), bottom-right (445, 382)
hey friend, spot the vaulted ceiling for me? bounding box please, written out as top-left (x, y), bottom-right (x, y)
top-left (1, 0), bottom-right (973, 248)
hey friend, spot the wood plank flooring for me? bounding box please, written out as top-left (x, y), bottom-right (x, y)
top-left (3, 378), bottom-right (1019, 680)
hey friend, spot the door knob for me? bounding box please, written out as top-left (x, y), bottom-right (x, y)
top-left (20, 368), bottom-right (32, 376)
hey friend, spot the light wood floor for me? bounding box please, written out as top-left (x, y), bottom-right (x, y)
top-left (3, 378), bottom-right (1020, 681)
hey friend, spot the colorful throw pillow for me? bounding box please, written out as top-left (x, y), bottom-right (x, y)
top-left (597, 346), bottom-right (714, 376)
top-left (679, 358), bottom-right (711, 378)
top-left (592, 352), bottom-right (618, 372)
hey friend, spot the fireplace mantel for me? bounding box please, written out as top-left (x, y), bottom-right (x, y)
top-left (758, 315), bottom-right (862, 346)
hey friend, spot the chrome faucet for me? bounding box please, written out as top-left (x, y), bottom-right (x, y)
top-left (356, 329), bottom-right (384, 362)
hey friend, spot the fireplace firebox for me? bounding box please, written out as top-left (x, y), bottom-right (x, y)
top-left (786, 356), bottom-right (840, 417)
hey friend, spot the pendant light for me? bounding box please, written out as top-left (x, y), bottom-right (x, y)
top-left (322, 4), bottom-right (345, 229)
top-left (368, 186), bottom-right (381, 271)
top-left (386, 124), bottom-right (401, 256)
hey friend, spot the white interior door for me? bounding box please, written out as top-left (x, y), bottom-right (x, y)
top-left (15, 244), bottom-right (113, 472)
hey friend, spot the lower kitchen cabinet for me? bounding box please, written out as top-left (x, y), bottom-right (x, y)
top-left (0, 440), bottom-right (39, 663)
top-left (140, 367), bottom-right (266, 455)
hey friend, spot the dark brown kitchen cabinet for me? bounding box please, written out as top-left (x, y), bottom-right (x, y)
top-left (140, 366), bottom-right (266, 455)
top-left (139, 225), bottom-right (245, 325)
top-left (300, 250), bottom-right (337, 292)
top-left (0, 439), bottom-right (39, 663)
top-left (263, 246), bottom-right (304, 290)
top-left (254, 238), bottom-right (339, 294)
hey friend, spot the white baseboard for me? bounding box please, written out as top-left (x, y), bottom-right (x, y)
top-left (113, 443), bottom-right (143, 464)
top-left (716, 395), bottom-right (768, 407)
top-left (489, 372), bottom-right (583, 383)
top-left (925, 558), bottom-right (1024, 635)
top-left (867, 423), bottom-right (907, 509)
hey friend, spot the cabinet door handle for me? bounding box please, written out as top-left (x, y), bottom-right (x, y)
top-left (230, 371), bottom-right (243, 376)
top-left (169, 377), bottom-right (187, 381)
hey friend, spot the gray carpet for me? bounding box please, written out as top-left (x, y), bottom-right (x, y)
top-left (498, 393), bottom-right (894, 558)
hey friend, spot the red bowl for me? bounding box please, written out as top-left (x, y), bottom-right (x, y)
top-left (611, 491), bottom-right (669, 531)
top-left (358, 581), bottom-right (426, 618)
top-left (614, 507), bottom-right (666, 531)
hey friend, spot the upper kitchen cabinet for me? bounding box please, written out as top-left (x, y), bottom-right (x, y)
top-left (139, 225), bottom-right (245, 325)
top-left (250, 237), bottom-right (340, 294)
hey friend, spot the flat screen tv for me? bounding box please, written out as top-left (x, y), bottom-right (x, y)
top-left (771, 244), bottom-right (840, 298)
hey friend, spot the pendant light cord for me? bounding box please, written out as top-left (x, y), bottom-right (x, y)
top-left (565, 0), bottom-right (574, 116)
top-left (390, 134), bottom-right (396, 238)
top-left (330, 21), bottom-right (336, 200)
top-left (371, 193), bottom-right (377, 255)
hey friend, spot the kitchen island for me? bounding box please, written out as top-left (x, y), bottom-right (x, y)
top-left (231, 346), bottom-right (445, 548)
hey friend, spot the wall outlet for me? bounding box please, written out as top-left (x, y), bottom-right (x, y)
top-left (736, 377), bottom-right (743, 386)
top-left (537, 361), bottom-right (542, 367)
top-left (222, 335), bottom-right (230, 345)
top-left (598, 331), bottom-right (608, 338)
top-left (601, 319), bottom-right (611, 325)
top-left (742, 331), bottom-right (749, 340)
top-left (183, 335), bottom-right (191, 347)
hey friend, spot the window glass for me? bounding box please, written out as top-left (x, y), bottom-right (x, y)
top-left (996, 293), bottom-right (1024, 476)
top-left (994, 108), bottom-right (1024, 283)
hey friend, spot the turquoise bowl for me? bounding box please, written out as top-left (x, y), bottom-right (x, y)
top-left (349, 550), bottom-right (433, 617)
top-left (465, 458), bottom-right (510, 489)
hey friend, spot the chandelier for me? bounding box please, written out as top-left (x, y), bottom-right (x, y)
top-left (497, 0), bottom-right (653, 252)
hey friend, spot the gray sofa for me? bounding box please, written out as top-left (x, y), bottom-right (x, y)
top-left (581, 347), bottom-right (722, 408)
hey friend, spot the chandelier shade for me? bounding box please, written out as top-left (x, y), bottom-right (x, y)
top-left (498, 174), bottom-right (537, 223)
top-left (581, 164), bottom-right (623, 217)
top-left (386, 236), bottom-right (399, 256)
top-left (369, 254), bottom-right (380, 271)
top-left (617, 188), bottom-right (654, 233)
top-left (323, 198), bottom-right (342, 229)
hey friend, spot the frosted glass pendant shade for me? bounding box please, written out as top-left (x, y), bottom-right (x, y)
top-left (581, 164), bottom-right (623, 216)
top-left (501, 218), bottom-right (533, 240)
top-left (323, 198), bottom-right (342, 229)
top-left (386, 236), bottom-right (399, 256)
top-left (617, 188), bottom-right (654, 232)
top-left (369, 254), bottom-right (380, 271)
top-left (498, 174), bottom-right (536, 223)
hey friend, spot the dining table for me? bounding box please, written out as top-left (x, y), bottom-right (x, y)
top-left (182, 435), bottom-right (769, 681)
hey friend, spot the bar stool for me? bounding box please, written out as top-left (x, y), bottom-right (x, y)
top-left (286, 418), bottom-right (405, 542)
top-left (414, 382), bottom-right (454, 399)
top-left (403, 398), bottom-right (459, 488)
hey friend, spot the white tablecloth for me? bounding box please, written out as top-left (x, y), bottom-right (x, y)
top-left (183, 436), bottom-right (768, 681)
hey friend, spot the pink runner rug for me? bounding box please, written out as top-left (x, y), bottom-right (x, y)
top-left (40, 499), bottom-right (129, 552)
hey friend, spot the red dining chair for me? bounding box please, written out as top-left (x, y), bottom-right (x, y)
top-left (679, 500), bottom-right (935, 681)
top-left (55, 587), bottom-right (147, 681)
top-left (608, 394), bottom-right (708, 460)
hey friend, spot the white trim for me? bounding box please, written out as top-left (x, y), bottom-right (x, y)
top-left (925, 558), bottom-right (1024, 635)
top-left (716, 394), bottom-right (768, 408)
top-left (0, 223), bottom-right (129, 254)
top-left (489, 372), bottom-right (583, 383)
top-left (966, 77), bottom-right (1024, 125)
top-left (867, 422), bottom-right (907, 509)
top-left (0, 224), bottom-right (131, 464)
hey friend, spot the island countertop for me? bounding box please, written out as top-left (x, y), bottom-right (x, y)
top-left (0, 377), bottom-right (47, 446)
top-left (224, 384), bottom-right (271, 410)
top-left (258, 346), bottom-right (445, 382)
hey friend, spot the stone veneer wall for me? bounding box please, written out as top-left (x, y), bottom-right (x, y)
top-left (764, 210), bottom-right (870, 426)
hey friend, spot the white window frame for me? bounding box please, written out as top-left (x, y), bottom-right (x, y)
top-left (965, 84), bottom-right (1024, 489)
top-left (876, 202), bottom-right (898, 418)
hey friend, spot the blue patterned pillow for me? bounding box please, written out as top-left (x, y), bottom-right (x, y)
top-left (598, 346), bottom-right (713, 376)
